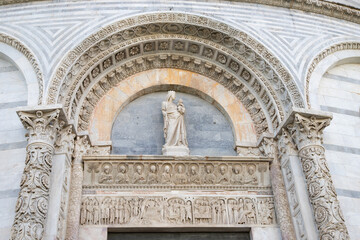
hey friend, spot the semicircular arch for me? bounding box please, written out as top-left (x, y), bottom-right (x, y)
top-left (0, 33), bottom-right (44, 105)
top-left (46, 12), bottom-right (304, 136)
top-left (88, 69), bottom-right (257, 146)
top-left (305, 42), bottom-right (360, 108)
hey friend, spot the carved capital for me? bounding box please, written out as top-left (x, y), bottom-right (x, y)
top-left (73, 136), bottom-right (90, 164)
top-left (18, 109), bottom-right (61, 146)
top-left (55, 124), bottom-right (76, 155)
top-left (277, 129), bottom-right (297, 162)
top-left (288, 113), bottom-right (331, 150)
top-left (259, 137), bottom-right (275, 158)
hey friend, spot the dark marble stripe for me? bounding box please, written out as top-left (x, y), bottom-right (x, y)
top-left (324, 143), bottom-right (360, 155)
top-left (337, 188), bottom-right (360, 199)
top-left (323, 73), bottom-right (360, 85)
top-left (320, 105), bottom-right (359, 117)
top-left (0, 66), bottom-right (17, 72)
top-left (0, 189), bottom-right (19, 199)
top-left (0, 141), bottom-right (27, 151)
top-left (0, 100), bottom-right (27, 110)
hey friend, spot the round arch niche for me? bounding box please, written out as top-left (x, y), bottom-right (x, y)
top-left (111, 91), bottom-right (236, 156)
top-left (88, 69), bottom-right (257, 146)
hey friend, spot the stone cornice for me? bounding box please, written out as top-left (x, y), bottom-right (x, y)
top-left (1, 0), bottom-right (360, 25)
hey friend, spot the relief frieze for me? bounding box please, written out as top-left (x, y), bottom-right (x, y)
top-left (83, 157), bottom-right (271, 190)
top-left (80, 195), bottom-right (276, 226)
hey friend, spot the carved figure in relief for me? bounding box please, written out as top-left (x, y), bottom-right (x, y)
top-left (204, 164), bottom-right (215, 184)
top-left (174, 164), bottom-right (187, 184)
top-left (162, 91), bottom-right (189, 156)
top-left (189, 165), bottom-right (200, 184)
top-left (133, 165), bottom-right (146, 184)
top-left (217, 164), bottom-right (229, 184)
top-left (194, 198), bottom-right (212, 224)
top-left (99, 163), bottom-right (113, 184)
top-left (141, 198), bottom-right (163, 223)
top-left (86, 199), bottom-right (94, 224)
top-left (115, 164), bottom-right (129, 184)
top-left (243, 198), bottom-right (256, 224)
top-left (167, 198), bottom-right (185, 224)
top-left (161, 164), bottom-right (172, 184)
top-left (147, 164), bottom-right (158, 184)
top-left (185, 201), bottom-right (193, 223)
top-left (93, 200), bottom-right (100, 224)
top-left (231, 165), bottom-right (242, 184)
top-left (80, 202), bottom-right (86, 225)
top-left (243, 164), bottom-right (258, 185)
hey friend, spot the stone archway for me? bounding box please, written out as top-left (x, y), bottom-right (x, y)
top-left (10, 12), bottom-right (350, 240)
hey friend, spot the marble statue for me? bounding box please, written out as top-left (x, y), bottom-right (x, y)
top-left (161, 91), bottom-right (189, 155)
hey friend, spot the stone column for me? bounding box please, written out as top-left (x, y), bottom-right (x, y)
top-left (288, 112), bottom-right (350, 240)
top-left (65, 136), bottom-right (90, 240)
top-left (11, 109), bottom-right (62, 240)
top-left (260, 137), bottom-right (296, 240)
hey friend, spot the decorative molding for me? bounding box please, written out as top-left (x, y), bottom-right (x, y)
top-left (305, 42), bottom-right (360, 108)
top-left (80, 195), bottom-right (276, 226)
top-left (47, 13), bottom-right (303, 123)
top-left (288, 113), bottom-right (350, 240)
top-left (83, 159), bottom-right (271, 191)
top-left (260, 137), bottom-right (297, 240)
top-left (0, 33), bottom-right (44, 104)
top-left (277, 131), bottom-right (309, 240)
top-left (75, 54), bottom-right (274, 136)
top-left (65, 136), bottom-right (90, 240)
top-left (0, 0), bottom-right (46, 5)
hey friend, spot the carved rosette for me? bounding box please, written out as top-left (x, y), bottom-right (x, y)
top-left (289, 113), bottom-right (350, 240)
top-left (65, 136), bottom-right (90, 240)
top-left (260, 138), bottom-right (296, 240)
top-left (11, 110), bottom-right (61, 240)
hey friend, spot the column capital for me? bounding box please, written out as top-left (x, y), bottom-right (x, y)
top-left (16, 105), bottom-right (69, 146)
top-left (276, 108), bottom-right (332, 150)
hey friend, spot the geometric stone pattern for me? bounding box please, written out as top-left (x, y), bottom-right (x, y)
top-left (2, 0), bottom-right (360, 26)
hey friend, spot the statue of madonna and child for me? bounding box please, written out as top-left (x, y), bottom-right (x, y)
top-left (161, 91), bottom-right (190, 156)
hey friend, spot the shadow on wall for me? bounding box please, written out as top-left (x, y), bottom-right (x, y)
top-left (111, 92), bottom-right (236, 156)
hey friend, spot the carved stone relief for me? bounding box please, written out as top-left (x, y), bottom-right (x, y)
top-left (288, 113), bottom-right (350, 240)
top-left (75, 52), bottom-right (275, 136)
top-left (80, 195), bottom-right (276, 227)
top-left (83, 159), bottom-right (271, 191)
top-left (11, 109), bottom-right (62, 240)
top-left (48, 15), bottom-right (302, 114)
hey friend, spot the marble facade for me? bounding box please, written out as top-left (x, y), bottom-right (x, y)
top-left (0, 1), bottom-right (359, 240)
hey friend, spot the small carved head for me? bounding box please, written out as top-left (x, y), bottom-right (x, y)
top-left (219, 165), bottom-right (227, 175)
top-left (118, 164), bottom-right (126, 173)
top-left (150, 164), bottom-right (157, 173)
top-left (164, 165), bottom-right (171, 173)
top-left (166, 91), bottom-right (176, 102)
top-left (190, 165), bottom-right (197, 174)
top-left (136, 165), bottom-right (143, 174)
top-left (177, 164), bottom-right (184, 173)
top-left (248, 164), bottom-right (256, 175)
top-left (206, 164), bottom-right (213, 173)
